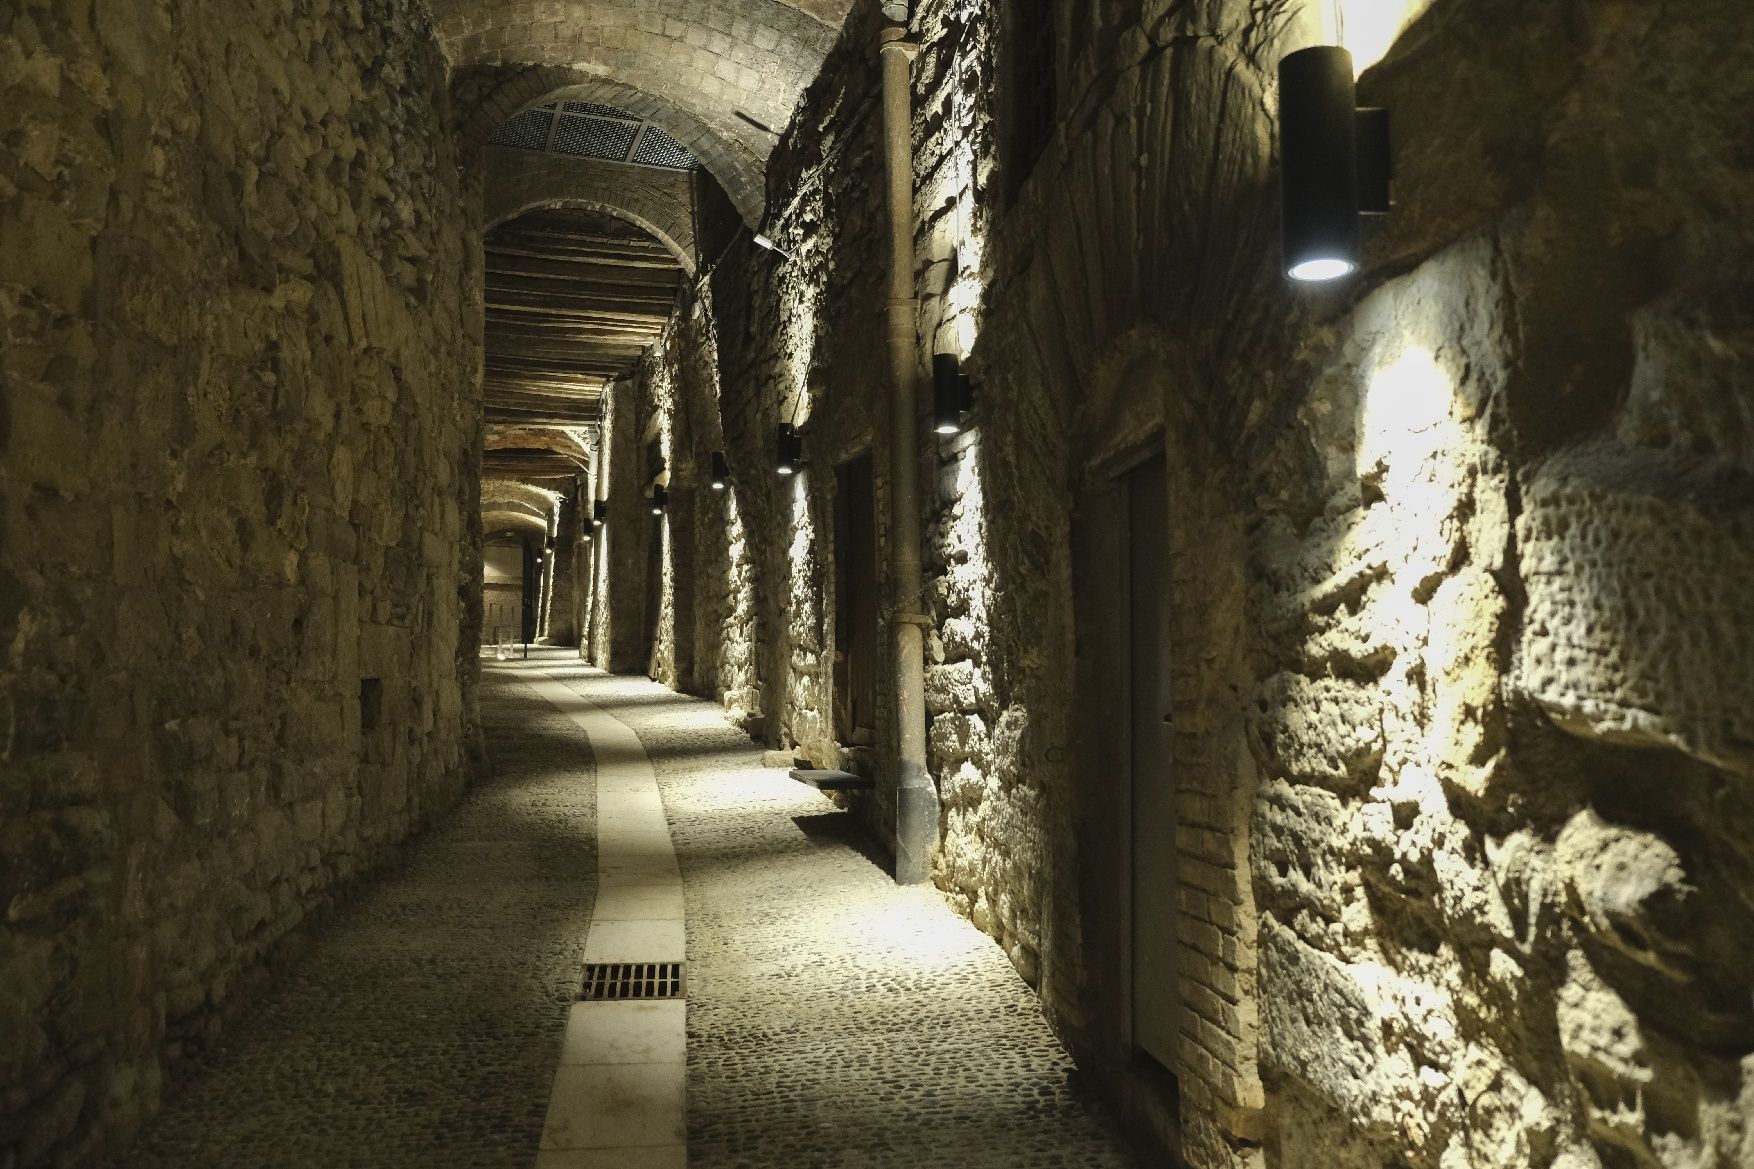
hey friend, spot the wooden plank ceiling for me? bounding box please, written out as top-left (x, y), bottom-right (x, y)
top-left (484, 207), bottom-right (681, 431)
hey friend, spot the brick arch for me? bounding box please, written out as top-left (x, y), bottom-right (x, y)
top-left (456, 65), bottom-right (768, 224)
top-left (482, 479), bottom-right (564, 515)
top-left (483, 147), bottom-right (697, 274)
top-left (482, 508), bottom-right (551, 540)
top-left (434, 0), bottom-right (835, 127)
top-left (484, 430), bottom-right (593, 458)
top-left (442, 0), bottom-right (844, 224)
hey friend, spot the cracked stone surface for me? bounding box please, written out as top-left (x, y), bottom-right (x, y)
top-left (537, 660), bottom-right (1140, 1169)
top-left (112, 666), bottom-right (597, 1169)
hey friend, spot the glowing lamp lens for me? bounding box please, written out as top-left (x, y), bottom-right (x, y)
top-left (1288, 257), bottom-right (1356, 282)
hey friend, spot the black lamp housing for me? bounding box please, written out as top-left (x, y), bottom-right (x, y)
top-left (593, 499), bottom-right (607, 524)
top-left (710, 450), bottom-right (732, 491)
top-left (650, 485), bottom-right (668, 515)
top-left (932, 353), bottom-right (973, 436)
top-left (1278, 45), bottom-right (1391, 282)
top-left (776, 424), bottom-right (803, 476)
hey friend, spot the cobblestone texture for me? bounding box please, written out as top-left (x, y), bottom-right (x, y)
top-left (112, 665), bottom-right (596, 1168)
top-left (541, 664), bottom-right (1141, 1169)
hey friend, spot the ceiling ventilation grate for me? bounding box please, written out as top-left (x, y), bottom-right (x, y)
top-left (580, 961), bottom-right (686, 1001)
top-left (631, 125), bottom-right (697, 171)
top-left (553, 115), bottom-right (640, 162)
top-left (490, 107), bottom-right (554, 151)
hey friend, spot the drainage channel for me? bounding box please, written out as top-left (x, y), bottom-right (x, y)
top-left (526, 671), bottom-right (687, 1169)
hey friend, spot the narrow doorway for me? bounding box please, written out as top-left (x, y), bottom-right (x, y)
top-left (644, 509), bottom-right (664, 676)
top-left (833, 453), bottom-right (879, 748)
top-left (1126, 452), bottom-right (1178, 1069)
top-left (482, 535), bottom-right (526, 646)
top-left (644, 441), bottom-right (665, 675)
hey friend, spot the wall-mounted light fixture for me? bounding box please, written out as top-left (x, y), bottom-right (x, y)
top-left (775, 424), bottom-right (803, 476)
top-left (650, 485), bottom-right (668, 516)
top-left (593, 499), bottom-right (607, 524)
top-left (753, 233), bottom-right (794, 260)
top-left (1279, 45), bottom-right (1391, 282)
top-left (710, 451), bottom-right (732, 491)
top-left (932, 353), bottom-right (973, 436)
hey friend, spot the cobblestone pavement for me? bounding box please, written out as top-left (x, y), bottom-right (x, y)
top-left (117, 662), bottom-right (597, 1169)
top-left (541, 664), bottom-right (1142, 1169)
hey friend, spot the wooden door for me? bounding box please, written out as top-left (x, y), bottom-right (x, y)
top-left (833, 454), bottom-right (879, 746)
top-left (1128, 452), bottom-right (1179, 1067)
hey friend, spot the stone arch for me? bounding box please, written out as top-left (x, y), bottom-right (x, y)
top-left (482, 479), bottom-right (564, 516)
top-left (483, 147), bottom-right (697, 274)
top-left (454, 66), bottom-right (771, 224)
top-left (482, 508), bottom-right (551, 540)
top-left (484, 430), bottom-right (593, 459)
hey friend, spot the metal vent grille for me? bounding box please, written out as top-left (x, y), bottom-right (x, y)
top-left (630, 125), bottom-right (697, 170)
top-left (490, 107), bottom-right (554, 151)
top-left (553, 115), bottom-right (639, 161)
top-left (581, 962), bottom-right (685, 1001)
top-left (565, 100), bottom-right (634, 119)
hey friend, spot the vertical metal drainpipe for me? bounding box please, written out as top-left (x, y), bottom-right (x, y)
top-left (880, 21), bottom-right (939, 886)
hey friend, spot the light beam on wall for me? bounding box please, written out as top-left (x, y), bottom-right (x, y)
top-left (1324, 0), bottom-right (1434, 75)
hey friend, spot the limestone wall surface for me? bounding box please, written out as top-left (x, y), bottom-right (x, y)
top-left (0, 0), bottom-right (480, 1164)
top-left (610, 0), bottom-right (1754, 1166)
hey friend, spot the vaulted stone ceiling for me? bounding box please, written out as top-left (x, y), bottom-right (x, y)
top-left (454, 0), bottom-right (864, 505)
top-left (483, 206), bottom-right (682, 432)
top-left (442, 0), bottom-right (859, 221)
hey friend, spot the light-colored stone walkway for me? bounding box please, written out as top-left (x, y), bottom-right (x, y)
top-left (534, 662), bottom-right (1141, 1169)
top-left (522, 670), bottom-right (687, 1169)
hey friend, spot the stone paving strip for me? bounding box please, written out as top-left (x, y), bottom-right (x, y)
top-left (520, 665), bottom-right (688, 1169)
top-left (538, 664), bottom-right (1141, 1169)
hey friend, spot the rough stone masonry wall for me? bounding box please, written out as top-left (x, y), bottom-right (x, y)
top-left (0, 1), bottom-right (480, 1164)
top-left (616, 0), bottom-right (1754, 1167)
top-left (616, 4), bottom-right (894, 772)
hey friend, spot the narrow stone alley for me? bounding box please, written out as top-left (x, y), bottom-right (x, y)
top-left (109, 651), bottom-right (1137, 1168)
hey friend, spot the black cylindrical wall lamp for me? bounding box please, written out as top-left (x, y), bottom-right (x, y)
top-left (775, 424), bottom-right (803, 476)
top-left (710, 450), bottom-right (732, 491)
top-left (593, 499), bottom-right (607, 524)
top-left (1279, 45), bottom-right (1391, 282)
top-left (650, 485), bottom-right (669, 515)
top-left (932, 353), bottom-right (973, 436)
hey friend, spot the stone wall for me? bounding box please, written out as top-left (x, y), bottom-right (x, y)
top-left (0, 0), bottom-right (480, 1163)
top-left (600, 0), bottom-right (1754, 1166)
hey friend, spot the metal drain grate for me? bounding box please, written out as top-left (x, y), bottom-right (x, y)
top-left (580, 962), bottom-right (685, 1001)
